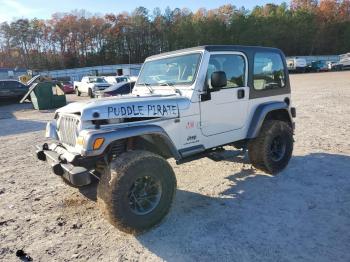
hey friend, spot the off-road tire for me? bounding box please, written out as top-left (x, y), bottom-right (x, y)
top-left (88, 88), bottom-right (94, 98)
top-left (75, 87), bottom-right (81, 96)
top-left (97, 150), bottom-right (177, 234)
top-left (248, 120), bottom-right (293, 174)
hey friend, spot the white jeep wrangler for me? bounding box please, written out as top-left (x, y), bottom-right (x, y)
top-left (37, 45), bottom-right (296, 233)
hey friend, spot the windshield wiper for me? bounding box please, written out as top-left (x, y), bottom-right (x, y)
top-left (159, 82), bottom-right (183, 96)
top-left (138, 82), bottom-right (154, 94)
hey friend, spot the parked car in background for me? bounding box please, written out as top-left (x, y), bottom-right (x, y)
top-left (61, 81), bottom-right (74, 94)
top-left (74, 76), bottom-right (110, 98)
top-left (329, 62), bottom-right (343, 71)
top-left (95, 81), bottom-right (135, 98)
top-left (104, 75), bottom-right (130, 84)
top-left (286, 57), bottom-right (307, 73)
top-left (0, 79), bottom-right (29, 101)
top-left (308, 60), bottom-right (328, 72)
top-left (338, 53), bottom-right (350, 70)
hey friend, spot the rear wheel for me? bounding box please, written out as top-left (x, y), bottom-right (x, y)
top-left (75, 87), bottom-right (81, 96)
top-left (248, 120), bottom-right (293, 174)
top-left (97, 150), bottom-right (176, 234)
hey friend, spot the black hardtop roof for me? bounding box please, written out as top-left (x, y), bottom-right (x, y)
top-left (147, 45), bottom-right (282, 60)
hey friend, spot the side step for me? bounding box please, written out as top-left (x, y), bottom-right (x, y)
top-left (177, 147), bottom-right (248, 164)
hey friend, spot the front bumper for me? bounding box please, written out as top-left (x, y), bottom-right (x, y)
top-left (93, 91), bottom-right (105, 98)
top-left (36, 143), bottom-right (93, 186)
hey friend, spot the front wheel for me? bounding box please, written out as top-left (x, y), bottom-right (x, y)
top-left (248, 120), bottom-right (293, 174)
top-left (88, 88), bottom-right (94, 98)
top-left (97, 150), bottom-right (177, 234)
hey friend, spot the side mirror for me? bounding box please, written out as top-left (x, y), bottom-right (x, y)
top-left (210, 71), bottom-right (227, 91)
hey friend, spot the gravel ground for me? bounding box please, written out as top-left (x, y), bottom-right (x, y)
top-left (0, 71), bottom-right (349, 262)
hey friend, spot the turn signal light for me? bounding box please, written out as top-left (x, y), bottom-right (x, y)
top-left (93, 138), bottom-right (104, 150)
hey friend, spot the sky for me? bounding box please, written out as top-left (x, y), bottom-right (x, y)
top-left (0, 0), bottom-right (286, 22)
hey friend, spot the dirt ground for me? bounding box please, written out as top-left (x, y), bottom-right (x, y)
top-left (0, 71), bottom-right (349, 262)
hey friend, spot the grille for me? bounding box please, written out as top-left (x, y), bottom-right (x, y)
top-left (110, 140), bottom-right (126, 159)
top-left (57, 115), bottom-right (80, 146)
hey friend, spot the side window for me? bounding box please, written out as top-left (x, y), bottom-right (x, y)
top-left (253, 52), bottom-right (286, 90)
top-left (207, 54), bottom-right (246, 89)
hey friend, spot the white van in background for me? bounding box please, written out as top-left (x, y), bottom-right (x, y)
top-left (286, 57), bottom-right (307, 73)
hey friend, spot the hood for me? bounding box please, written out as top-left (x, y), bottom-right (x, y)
top-left (56, 94), bottom-right (190, 121)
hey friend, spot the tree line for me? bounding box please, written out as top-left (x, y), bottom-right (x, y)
top-left (0, 0), bottom-right (349, 70)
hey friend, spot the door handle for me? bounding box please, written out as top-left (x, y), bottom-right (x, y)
top-left (237, 89), bottom-right (245, 99)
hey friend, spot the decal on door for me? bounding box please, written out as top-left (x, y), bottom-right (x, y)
top-left (186, 121), bottom-right (195, 129)
top-left (184, 135), bottom-right (199, 145)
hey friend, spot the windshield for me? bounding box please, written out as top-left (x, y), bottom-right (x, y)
top-left (137, 53), bottom-right (201, 86)
top-left (90, 77), bottom-right (107, 83)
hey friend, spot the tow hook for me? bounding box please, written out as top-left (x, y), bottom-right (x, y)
top-left (36, 143), bottom-right (48, 161)
top-left (36, 150), bottom-right (46, 161)
top-left (51, 163), bottom-right (64, 176)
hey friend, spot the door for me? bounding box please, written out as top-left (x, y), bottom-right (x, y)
top-left (0, 81), bottom-right (6, 98)
top-left (200, 52), bottom-right (249, 136)
top-left (12, 81), bottom-right (27, 97)
top-left (81, 77), bottom-right (89, 93)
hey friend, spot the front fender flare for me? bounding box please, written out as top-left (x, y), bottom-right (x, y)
top-left (83, 125), bottom-right (180, 159)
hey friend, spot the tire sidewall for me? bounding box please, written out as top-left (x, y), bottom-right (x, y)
top-left (262, 122), bottom-right (293, 173)
top-left (98, 151), bottom-right (176, 232)
top-left (114, 159), bottom-right (174, 226)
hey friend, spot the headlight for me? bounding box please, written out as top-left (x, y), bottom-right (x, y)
top-left (76, 136), bottom-right (85, 146)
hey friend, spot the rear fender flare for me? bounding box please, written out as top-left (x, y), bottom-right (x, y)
top-left (247, 102), bottom-right (292, 139)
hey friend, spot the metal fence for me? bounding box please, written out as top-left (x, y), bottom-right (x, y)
top-left (285, 55), bottom-right (340, 64)
top-left (1, 54), bottom-right (344, 81)
top-left (39, 64), bottom-right (142, 81)
top-left (0, 68), bottom-right (27, 80)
